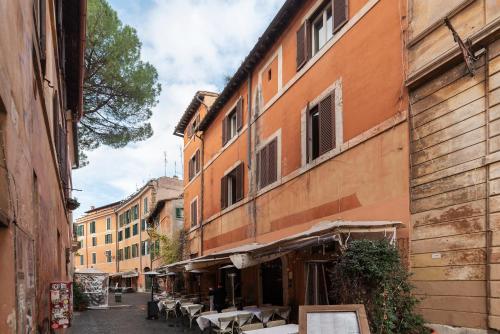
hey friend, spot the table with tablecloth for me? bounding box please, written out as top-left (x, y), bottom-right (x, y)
top-left (196, 310), bottom-right (253, 330)
top-left (242, 324), bottom-right (299, 334)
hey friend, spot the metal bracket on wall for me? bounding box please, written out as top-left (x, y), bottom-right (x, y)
top-left (444, 17), bottom-right (478, 76)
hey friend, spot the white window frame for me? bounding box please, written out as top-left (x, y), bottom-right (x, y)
top-left (312, 3), bottom-right (333, 55)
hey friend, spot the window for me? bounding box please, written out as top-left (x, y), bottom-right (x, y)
top-left (119, 213), bottom-right (124, 227)
top-left (132, 205), bottom-right (139, 220)
top-left (222, 98), bottom-right (243, 146)
top-left (188, 150), bottom-right (201, 181)
top-left (106, 217), bottom-right (111, 230)
top-left (77, 240), bottom-right (83, 249)
top-left (118, 230), bottom-right (123, 241)
top-left (257, 138), bottom-right (278, 189)
top-left (80, 255), bottom-right (84, 265)
top-left (118, 249), bottom-right (123, 261)
top-left (124, 246), bottom-right (130, 260)
top-left (175, 207), bottom-right (184, 219)
top-left (92, 236), bottom-right (97, 247)
top-left (90, 221), bottom-right (96, 234)
top-left (144, 197), bottom-right (148, 213)
top-left (105, 250), bottom-right (112, 263)
top-left (125, 227), bottom-right (130, 239)
top-left (92, 253), bottom-right (96, 264)
top-left (133, 223), bottom-right (138, 236)
top-left (187, 114), bottom-right (200, 138)
top-left (307, 92), bottom-right (336, 161)
top-left (190, 199), bottom-right (198, 227)
top-left (76, 225), bottom-right (84, 237)
top-left (141, 219), bottom-right (147, 231)
top-left (132, 243), bottom-right (138, 258)
top-left (105, 233), bottom-right (112, 244)
top-left (141, 240), bottom-right (149, 256)
top-left (296, 0), bottom-right (348, 70)
top-left (221, 163), bottom-right (244, 209)
top-left (268, 69), bottom-right (272, 81)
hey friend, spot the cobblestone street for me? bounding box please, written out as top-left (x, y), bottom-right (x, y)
top-left (69, 293), bottom-right (200, 334)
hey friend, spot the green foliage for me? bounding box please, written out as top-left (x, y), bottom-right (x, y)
top-left (80, 0), bottom-right (161, 164)
top-left (149, 229), bottom-right (184, 265)
top-left (328, 240), bottom-right (428, 334)
top-left (73, 282), bottom-right (89, 311)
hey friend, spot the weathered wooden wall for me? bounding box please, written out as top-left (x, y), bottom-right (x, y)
top-left (410, 39), bottom-right (500, 330)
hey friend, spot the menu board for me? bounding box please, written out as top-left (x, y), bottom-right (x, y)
top-left (299, 305), bottom-right (370, 334)
top-left (307, 312), bottom-right (360, 334)
top-left (50, 282), bottom-right (73, 329)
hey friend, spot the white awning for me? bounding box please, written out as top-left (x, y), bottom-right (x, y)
top-left (122, 271), bottom-right (139, 278)
top-left (162, 220), bottom-right (404, 271)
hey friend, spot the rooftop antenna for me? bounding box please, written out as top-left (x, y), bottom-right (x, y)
top-left (163, 151), bottom-right (167, 177)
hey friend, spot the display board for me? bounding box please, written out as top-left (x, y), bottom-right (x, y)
top-left (74, 272), bottom-right (109, 307)
top-left (299, 305), bottom-right (370, 334)
top-left (50, 282), bottom-right (73, 329)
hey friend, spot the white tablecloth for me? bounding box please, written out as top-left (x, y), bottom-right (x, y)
top-left (242, 306), bottom-right (276, 323)
top-left (242, 324), bottom-right (299, 334)
top-left (196, 310), bottom-right (253, 330)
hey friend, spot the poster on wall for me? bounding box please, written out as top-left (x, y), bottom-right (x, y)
top-left (74, 269), bottom-right (109, 308)
top-left (50, 282), bottom-right (73, 329)
top-left (15, 228), bottom-right (36, 334)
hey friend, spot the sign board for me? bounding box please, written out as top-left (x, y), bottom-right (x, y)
top-left (74, 272), bottom-right (109, 308)
top-left (50, 282), bottom-right (73, 329)
top-left (299, 305), bottom-right (370, 334)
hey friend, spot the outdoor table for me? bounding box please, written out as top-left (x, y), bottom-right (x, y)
top-left (242, 324), bottom-right (299, 334)
top-left (196, 310), bottom-right (253, 331)
top-left (243, 306), bottom-right (277, 323)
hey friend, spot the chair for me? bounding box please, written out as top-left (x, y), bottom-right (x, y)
top-left (213, 315), bottom-right (236, 334)
top-left (164, 301), bottom-right (178, 319)
top-left (187, 304), bottom-right (204, 328)
top-left (259, 309), bottom-right (274, 324)
top-left (266, 320), bottom-right (286, 328)
top-left (239, 323), bottom-right (264, 332)
top-left (236, 313), bottom-right (253, 327)
top-left (221, 306), bottom-right (237, 312)
top-left (275, 306), bottom-right (291, 323)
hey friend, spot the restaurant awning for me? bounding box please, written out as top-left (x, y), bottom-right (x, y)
top-left (122, 271), bottom-right (139, 278)
top-left (161, 220), bottom-right (403, 271)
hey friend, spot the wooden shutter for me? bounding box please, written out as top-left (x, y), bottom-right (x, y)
top-left (191, 200), bottom-right (197, 226)
top-left (268, 138), bottom-right (278, 184)
top-left (188, 158), bottom-right (193, 180)
top-left (333, 0), bottom-right (348, 33)
top-left (259, 145), bottom-right (269, 189)
top-left (296, 22), bottom-right (307, 70)
top-left (222, 116), bottom-right (227, 146)
top-left (235, 163), bottom-right (244, 202)
top-left (305, 102), bottom-right (311, 162)
top-left (195, 150), bottom-right (200, 174)
top-left (221, 176), bottom-right (228, 209)
top-left (236, 98), bottom-right (243, 130)
top-left (187, 120), bottom-right (193, 138)
top-left (318, 92), bottom-right (336, 155)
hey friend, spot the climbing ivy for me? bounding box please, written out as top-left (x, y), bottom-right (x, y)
top-left (328, 240), bottom-right (429, 334)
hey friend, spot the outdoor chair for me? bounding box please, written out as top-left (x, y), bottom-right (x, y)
top-left (259, 309), bottom-right (274, 324)
top-left (275, 306), bottom-right (291, 323)
top-left (233, 313), bottom-right (253, 333)
top-left (213, 315), bottom-right (236, 334)
top-left (221, 306), bottom-right (237, 312)
top-left (164, 301), bottom-right (178, 319)
top-left (239, 323), bottom-right (264, 332)
top-left (187, 304), bottom-right (204, 328)
top-left (266, 320), bottom-right (286, 328)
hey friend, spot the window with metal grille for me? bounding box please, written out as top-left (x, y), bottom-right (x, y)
top-left (90, 221), bottom-right (96, 234)
top-left (257, 138), bottom-right (278, 189)
top-left (125, 227), bottom-right (130, 239)
top-left (221, 163), bottom-right (244, 209)
top-left (307, 91), bottom-right (336, 161)
top-left (133, 223), bottom-right (138, 235)
top-left (105, 233), bottom-right (112, 244)
top-left (222, 98), bottom-right (243, 146)
top-left (92, 253), bottom-right (96, 264)
top-left (190, 199), bottom-right (198, 227)
top-left (105, 250), bottom-right (112, 263)
top-left (188, 150), bottom-right (201, 181)
top-left (92, 236), bottom-right (97, 247)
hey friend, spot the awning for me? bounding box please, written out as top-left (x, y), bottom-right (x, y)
top-left (163, 220), bottom-right (403, 271)
top-left (122, 271), bottom-right (139, 278)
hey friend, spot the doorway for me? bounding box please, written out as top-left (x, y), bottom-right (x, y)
top-left (261, 258), bottom-right (283, 305)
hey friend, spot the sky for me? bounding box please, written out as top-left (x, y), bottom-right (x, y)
top-left (73, 0), bottom-right (285, 218)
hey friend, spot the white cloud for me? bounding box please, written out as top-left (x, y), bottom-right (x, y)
top-left (73, 0), bottom-right (284, 217)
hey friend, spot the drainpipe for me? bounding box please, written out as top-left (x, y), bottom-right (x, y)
top-left (115, 211), bottom-right (119, 273)
top-left (247, 72), bottom-right (257, 240)
top-left (195, 95), bottom-right (207, 256)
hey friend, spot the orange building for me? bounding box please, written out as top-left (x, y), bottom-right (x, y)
top-left (173, 0), bottom-right (408, 316)
top-left (74, 177), bottom-right (183, 292)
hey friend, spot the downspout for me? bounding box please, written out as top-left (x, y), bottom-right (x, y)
top-left (246, 73), bottom-right (257, 240)
top-left (115, 211), bottom-right (119, 273)
top-left (195, 95), bottom-right (207, 256)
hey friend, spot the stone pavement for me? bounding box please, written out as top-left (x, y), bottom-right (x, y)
top-left (69, 292), bottom-right (201, 334)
